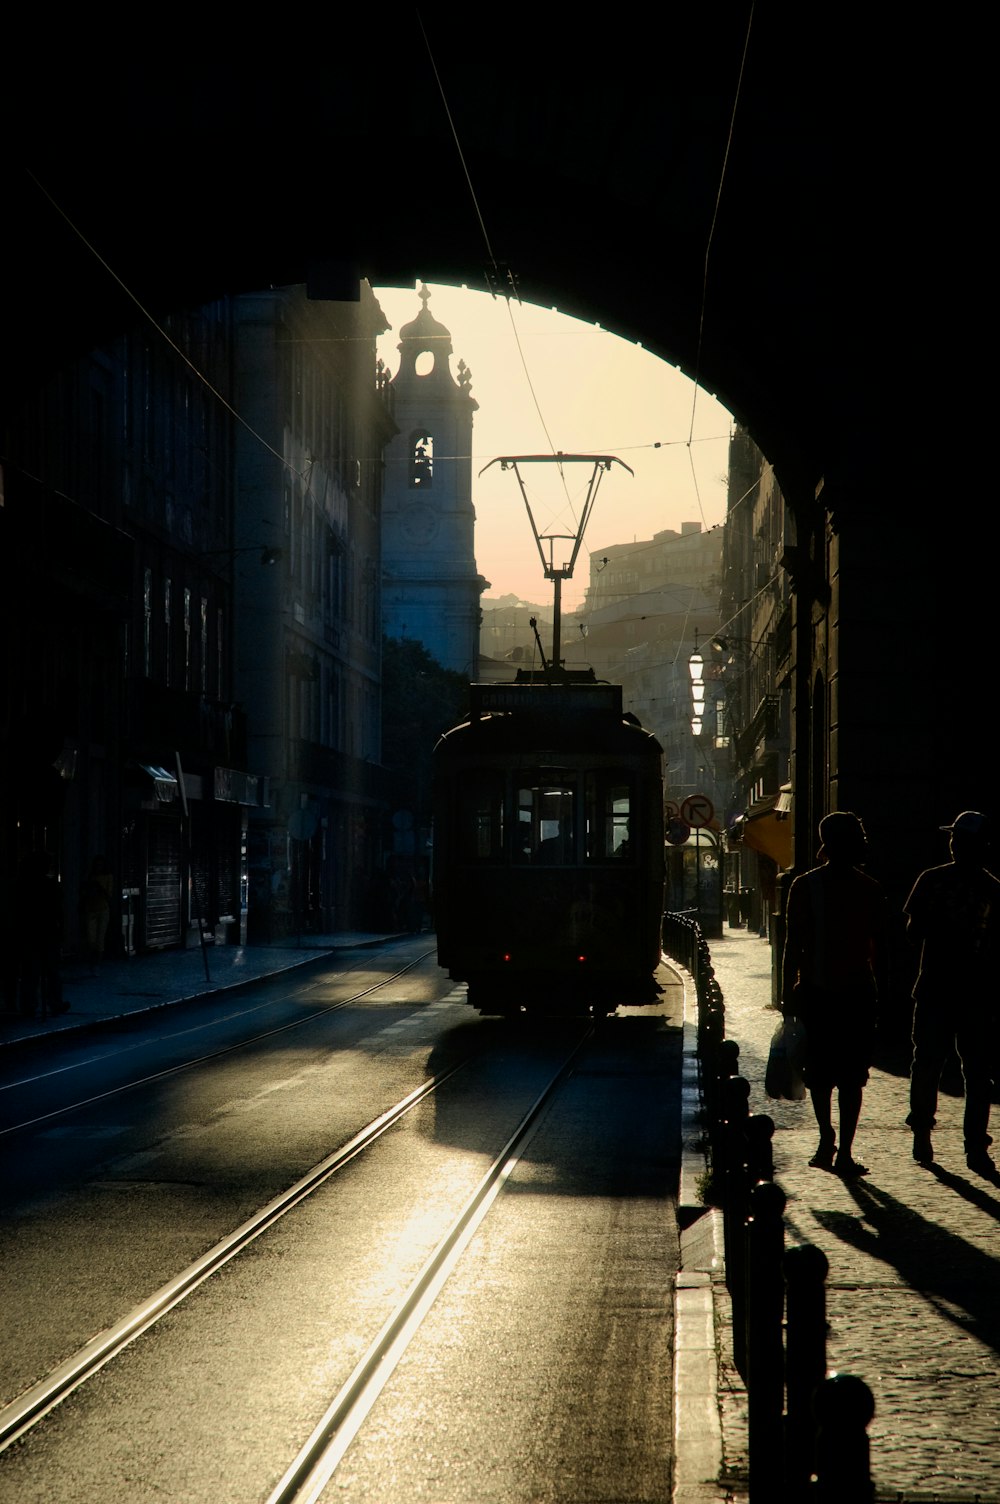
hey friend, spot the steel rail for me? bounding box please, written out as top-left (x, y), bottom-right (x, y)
top-left (266, 1025), bottom-right (594, 1504)
top-left (0, 1056), bottom-right (468, 1455)
top-left (0, 949), bottom-right (439, 1139)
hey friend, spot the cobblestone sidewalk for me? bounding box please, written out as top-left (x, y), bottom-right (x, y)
top-left (707, 924), bottom-right (1000, 1504)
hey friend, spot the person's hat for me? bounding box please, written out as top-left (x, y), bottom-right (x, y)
top-left (818, 810), bottom-right (867, 860)
top-left (941, 810), bottom-right (989, 837)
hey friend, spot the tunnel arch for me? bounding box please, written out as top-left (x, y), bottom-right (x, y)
top-left (2, 12), bottom-right (992, 899)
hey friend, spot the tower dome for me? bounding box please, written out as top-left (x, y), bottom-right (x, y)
top-left (394, 284), bottom-right (455, 383)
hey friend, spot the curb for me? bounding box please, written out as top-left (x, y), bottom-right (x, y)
top-left (0, 934), bottom-right (414, 1054)
top-left (673, 958), bottom-right (734, 1504)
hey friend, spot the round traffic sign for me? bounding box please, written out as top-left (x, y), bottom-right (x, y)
top-left (681, 793), bottom-right (714, 829)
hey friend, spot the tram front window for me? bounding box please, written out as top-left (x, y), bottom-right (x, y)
top-left (515, 770), bottom-right (576, 863)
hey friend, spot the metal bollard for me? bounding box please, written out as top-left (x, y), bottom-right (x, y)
top-left (747, 1179), bottom-right (787, 1503)
top-left (812, 1373), bottom-right (875, 1502)
top-left (746, 1113), bottom-right (775, 1184)
top-left (784, 1242), bottom-right (830, 1500)
top-left (722, 1076), bottom-right (752, 1376)
top-left (719, 1035), bottom-right (741, 1083)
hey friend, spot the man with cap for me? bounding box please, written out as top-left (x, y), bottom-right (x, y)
top-left (782, 811), bottom-right (888, 1176)
top-left (904, 810), bottom-right (1000, 1177)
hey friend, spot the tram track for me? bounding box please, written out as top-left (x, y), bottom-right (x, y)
top-left (0, 949), bottom-right (438, 1140)
top-left (0, 1054), bottom-right (470, 1456)
top-left (0, 1021), bottom-right (594, 1479)
top-left (0, 993), bottom-right (681, 1503)
top-left (266, 1026), bottom-right (593, 1504)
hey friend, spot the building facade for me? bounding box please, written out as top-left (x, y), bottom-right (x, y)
top-left (231, 283), bottom-right (397, 938)
top-left (716, 425), bottom-right (794, 935)
top-left (1, 300), bottom-right (256, 962)
top-left (1, 281), bottom-right (397, 967)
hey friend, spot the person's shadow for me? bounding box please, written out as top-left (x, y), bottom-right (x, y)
top-left (803, 1169), bottom-right (1000, 1357)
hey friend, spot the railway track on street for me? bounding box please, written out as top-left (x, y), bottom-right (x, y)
top-left (0, 962), bottom-right (681, 1503)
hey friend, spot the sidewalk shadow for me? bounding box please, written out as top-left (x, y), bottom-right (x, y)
top-left (808, 1174), bottom-right (1000, 1358)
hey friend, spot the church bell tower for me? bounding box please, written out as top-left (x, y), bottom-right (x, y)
top-left (381, 285), bottom-right (488, 676)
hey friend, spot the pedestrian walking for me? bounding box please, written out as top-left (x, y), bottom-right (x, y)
top-left (904, 810), bottom-right (1000, 1178)
top-left (17, 851), bottom-right (67, 1018)
top-left (781, 812), bottom-right (888, 1176)
top-left (79, 855), bottom-right (113, 972)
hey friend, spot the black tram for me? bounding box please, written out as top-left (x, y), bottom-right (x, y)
top-left (432, 674), bottom-right (665, 1016)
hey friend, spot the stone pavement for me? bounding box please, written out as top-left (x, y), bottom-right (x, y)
top-left (701, 923), bottom-right (1000, 1504)
top-left (0, 931), bottom-right (412, 1052)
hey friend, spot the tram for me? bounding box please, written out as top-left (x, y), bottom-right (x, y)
top-left (432, 672), bottom-right (665, 1016)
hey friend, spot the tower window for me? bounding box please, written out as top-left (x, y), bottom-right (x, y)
top-left (410, 431), bottom-right (433, 489)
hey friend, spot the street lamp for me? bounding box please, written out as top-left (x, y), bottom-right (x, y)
top-left (689, 640), bottom-right (704, 737)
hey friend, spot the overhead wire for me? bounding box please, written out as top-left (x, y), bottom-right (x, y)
top-left (416, 13), bottom-right (592, 559)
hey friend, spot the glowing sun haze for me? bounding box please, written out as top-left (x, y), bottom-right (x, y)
top-left (375, 282), bottom-right (734, 613)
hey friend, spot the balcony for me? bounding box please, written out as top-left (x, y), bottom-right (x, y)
top-left (733, 694), bottom-right (780, 774)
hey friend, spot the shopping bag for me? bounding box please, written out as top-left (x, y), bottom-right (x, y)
top-left (764, 1017), bottom-right (807, 1100)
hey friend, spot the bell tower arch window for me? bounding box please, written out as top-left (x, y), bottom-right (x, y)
top-left (410, 429), bottom-right (433, 489)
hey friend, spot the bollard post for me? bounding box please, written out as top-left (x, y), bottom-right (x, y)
top-left (812, 1373), bottom-right (875, 1502)
top-left (784, 1242), bottom-right (830, 1500)
top-left (746, 1179), bottom-right (787, 1503)
top-left (722, 1076), bottom-right (751, 1376)
top-left (746, 1113), bottom-right (774, 1184)
top-left (719, 1036), bottom-right (741, 1085)
top-left (698, 978), bottom-right (725, 1156)
top-left (707, 1036), bottom-right (739, 1156)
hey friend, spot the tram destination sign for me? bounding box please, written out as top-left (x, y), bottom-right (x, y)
top-left (470, 683), bottom-right (623, 718)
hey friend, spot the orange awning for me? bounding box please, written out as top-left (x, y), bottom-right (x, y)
top-left (740, 808), bottom-right (793, 867)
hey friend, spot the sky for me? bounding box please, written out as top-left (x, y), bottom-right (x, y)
top-left (374, 282), bottom-right (734, 613)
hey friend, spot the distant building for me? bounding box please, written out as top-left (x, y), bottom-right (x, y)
top-left (585, 522), bottom-right (721, 611)
top-left (478, 594), bottom-right (553, 681)
top-left (381, 287), bottom-right (488, 677)
top-left (574, 523), bottom-right (723, 802)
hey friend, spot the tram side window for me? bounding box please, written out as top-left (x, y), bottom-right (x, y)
top-left (514, 769), bottom-right (576, 863)
top-left (585, 773), bottom-right (633, 861)
top-left (459, 772), bottom-right (505, 861)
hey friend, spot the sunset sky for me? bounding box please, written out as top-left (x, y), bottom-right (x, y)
top-left (375, 283), bottom-right (734, 613)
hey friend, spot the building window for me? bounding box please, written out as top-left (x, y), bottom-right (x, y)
top-left (410, 431), bottom-right (433, 489)
top-left (183, 588), bottom-right (192, 691)
top-left (143, 567), bottom-right (152, 678)
top-left (163, 577), bottom-right (172, 685)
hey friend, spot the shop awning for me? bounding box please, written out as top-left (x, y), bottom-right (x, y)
top-left (730, 785), bottom-right (793, 867)
top-left (136, 763), bottom-right (179, 803)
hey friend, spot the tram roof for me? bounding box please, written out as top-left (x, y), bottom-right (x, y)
top-left (435, 681), bottom-right (663, 757)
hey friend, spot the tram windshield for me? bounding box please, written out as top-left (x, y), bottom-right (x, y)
top-left (458, 766), bottom-right (634, 864)
top-left (516, 768), bottom-right (575, 863)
